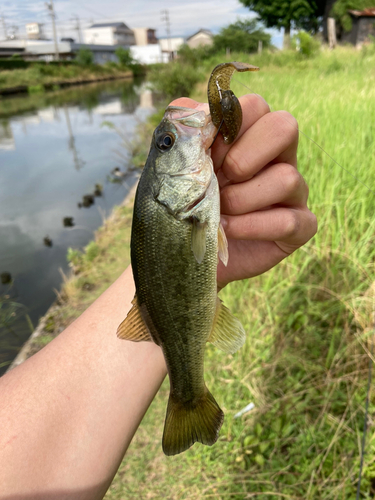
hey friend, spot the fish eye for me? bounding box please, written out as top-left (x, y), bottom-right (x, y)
top-left (156, 132), bottom-right (175, 152)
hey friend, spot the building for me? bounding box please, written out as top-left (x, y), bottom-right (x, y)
top-left (186, 29), bottom-right (213, 49)
top-left (158, 36), bottom-right (185, 59)
top-left (25, 23), bottom-right (46, 40)
top-left (83, 22), bottom-right (135, 46)
top-left (341, 8), bottom-right (375, 46)
top-left (0, 39), bottom-right (122, 64)
top-left (132, 28), bottom-right (157, 46)
top-left (130, 44), bottom-right (168, 64)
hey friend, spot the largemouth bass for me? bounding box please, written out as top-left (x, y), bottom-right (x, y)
top-left (117, 62), bottom-right (259, 456)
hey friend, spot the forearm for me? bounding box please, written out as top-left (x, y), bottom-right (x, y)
top-left (0, 265), bottom-right (167, 500)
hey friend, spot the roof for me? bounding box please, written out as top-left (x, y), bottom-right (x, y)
top-left (348, 8), bottom-right (375, 17)
top-left (186, 29), bottom-right (213, 41)
top-left (89, 22), bottom-right (131, 29)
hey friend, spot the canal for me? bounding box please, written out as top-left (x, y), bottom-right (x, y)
top-left (0, 79), bottom-right (154, 373)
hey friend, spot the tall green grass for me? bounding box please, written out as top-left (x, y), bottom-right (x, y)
top-left (103, 46), bottom-right (375, 499)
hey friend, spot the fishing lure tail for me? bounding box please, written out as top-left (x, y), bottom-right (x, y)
top-left (162, 388), bottom-right (224, 456)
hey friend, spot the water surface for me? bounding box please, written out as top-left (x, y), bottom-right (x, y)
top-left (0, 80), bottom-right (154, 372)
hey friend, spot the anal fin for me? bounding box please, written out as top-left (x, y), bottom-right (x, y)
top-left (117, 295), bottom-right (153, 342)
top-left (207, 298), bottom-right (246, 354)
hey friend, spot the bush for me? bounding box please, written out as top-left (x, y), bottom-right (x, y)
top-left (115, 47), bottom-right (133, 67)
top-left (148, 61), bottom-right (204, 98)
top-left (76, 48), bottom-right (94, 66)
top-left (292, 31), bottom-right (320, 58)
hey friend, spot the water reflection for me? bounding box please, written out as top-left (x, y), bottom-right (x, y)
top-left (0, 79), bottom-right (154, 373)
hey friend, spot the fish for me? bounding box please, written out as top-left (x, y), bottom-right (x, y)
top-left (117, 62), bottom-right (259, 456)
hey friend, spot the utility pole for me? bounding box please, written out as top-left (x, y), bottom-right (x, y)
top-left (0, 12), bottom-right (7, 40)
top-left (46, 0), bottom-right (59, 60)
top-left (71, 15), bottom-right (82, 43)
top-left (161, 9), bottom-right (172, 60)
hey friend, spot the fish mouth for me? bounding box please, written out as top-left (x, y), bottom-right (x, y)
top-left (164, 106), bottom-right (216, 151)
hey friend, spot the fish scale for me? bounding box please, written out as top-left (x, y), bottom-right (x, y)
top-left (117, 62), bottom-right (256, 455)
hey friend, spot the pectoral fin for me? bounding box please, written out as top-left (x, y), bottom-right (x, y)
top-left (208, 298), bottom-right (246, 354)
top-left (191, 217), bottom-right (208, 264)
top-left (117, 295), bottom-right (153, 342)
top-left (218, 223), bottom-right (228, 266)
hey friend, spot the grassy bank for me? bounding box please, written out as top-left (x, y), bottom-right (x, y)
top-left (0, 62), bottom-right (133, 94)
top-left (22, 46), bottom-right (375, 498)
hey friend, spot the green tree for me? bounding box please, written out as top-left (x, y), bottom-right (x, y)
top-left (213, 18), bottom-right (271, 53)
top-left (115, 47), bottom-right (133, 67)
top-left (239, 0), bottom-right (327, 47)
top-left (76, 48), bottom-right (94, 66)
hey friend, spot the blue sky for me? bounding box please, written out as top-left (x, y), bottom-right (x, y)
top-left (1, 0), bottom-right (283, 47)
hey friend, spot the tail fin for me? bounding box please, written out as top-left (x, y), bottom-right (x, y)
top-left (162, 389), bottom-right (224, 456)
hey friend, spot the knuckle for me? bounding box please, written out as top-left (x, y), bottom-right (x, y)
top-left (284, 210), bottom-right (300, 238)
top-left (278, 164), bottom-right (302, 196)
top-left (240, 93), bottom-right (270, 116)
top-left (224, 151), bottom-right (244, 180)
top-left (221, 185), bottom-right (238, 213)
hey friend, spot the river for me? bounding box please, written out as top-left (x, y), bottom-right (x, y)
top-left (0, 79), bottom-right (154, 374)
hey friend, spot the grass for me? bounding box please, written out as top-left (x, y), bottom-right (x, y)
top-left (0, 61), bottom-right (132, 92)
top-left (104, 46), bottom-right (375, 499)
top-left (21, 45), bottom-right (375, 498)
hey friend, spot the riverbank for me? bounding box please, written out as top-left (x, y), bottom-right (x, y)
top-left (0, 63), bottom-right (133, 96)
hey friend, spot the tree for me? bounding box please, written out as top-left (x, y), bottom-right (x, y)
top-left (115, 47), bottom-right (133, 67)
top-left (213, 18), bottom-right (271, 53)
top-left (76, 48), bottom-right (94, 66)
top-left (239, 0), bottom-right (327, 47)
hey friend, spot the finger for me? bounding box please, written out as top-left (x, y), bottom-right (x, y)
top-left (221, 110), bottom-right (299, 183)
top-left (211, 93), bottom-right (270, 171)
top-left (221, 163), bottom-right (309, 215)
top-left (221, 207), bottom-right (317, 249)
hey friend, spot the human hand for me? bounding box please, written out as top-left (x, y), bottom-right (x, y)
top-left (170, 95), bottom-right (317, 290)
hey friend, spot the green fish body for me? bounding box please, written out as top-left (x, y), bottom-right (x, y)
top-left (118, 63), bottom-right (259, 456)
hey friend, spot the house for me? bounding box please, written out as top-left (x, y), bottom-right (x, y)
top-left (132, 28), bottom-right (158, 46)
top-left (26, 23), bottom-right (46, 40)
top-left (186, 29), bottom-right (213, 49)
top-left (83, 22), bottom-right (135, 46)
top-left (341, 8), bottom-right (375, 46)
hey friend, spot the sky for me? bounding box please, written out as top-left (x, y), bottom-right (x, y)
top-left (1, 0), bottom-right (283, 47)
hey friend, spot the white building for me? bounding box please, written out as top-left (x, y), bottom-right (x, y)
top-left (0, 39), bottom-right (121, 64)
top-left (26, 23), bottom-right (46, 40)
top-left (130, 44), bottom-right (168, 64)
top-left (83, 22), bottom-right (135, 46)
top-left (158, 37), bottom-right (185, 58)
